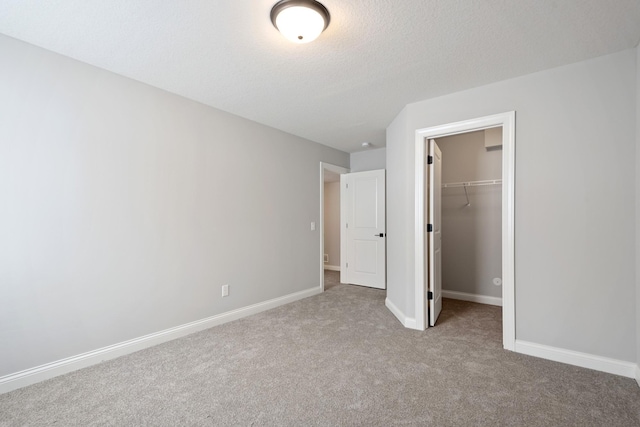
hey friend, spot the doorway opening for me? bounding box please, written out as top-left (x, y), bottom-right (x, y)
top-left (414, 112), bottom-right (515, 351)
top-left (433, 129), bottom-right (503, 324)
top-left (319, 162), bottom-right (349, 291)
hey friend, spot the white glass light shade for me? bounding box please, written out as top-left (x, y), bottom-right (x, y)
top-left (271, 1), bottom-right (330, 44)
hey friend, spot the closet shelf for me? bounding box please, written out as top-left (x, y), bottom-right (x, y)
top-left (442, 179), bottom-right (502, 188)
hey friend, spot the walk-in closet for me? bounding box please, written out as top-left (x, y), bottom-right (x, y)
top-left (437, 128), bottom-right (503, 307)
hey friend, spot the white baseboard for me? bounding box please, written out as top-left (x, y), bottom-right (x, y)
top-left (323, 265), bottom-right (340, 271)
top-left (442, 290), bottom-right (502, 306)
top-left (0, 286), bottom-right (322, 395)
top-left (385, 298), bottom-right (416, 329)
top-left (514, 340), bottom-right (637, 379)
top-left (404, 317), bottom-right (417, 329)
top-left (636, 365), bottom-right (640, 387)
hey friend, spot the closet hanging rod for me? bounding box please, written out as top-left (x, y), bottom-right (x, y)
top-left (442, 179), bottom-right (502, 188)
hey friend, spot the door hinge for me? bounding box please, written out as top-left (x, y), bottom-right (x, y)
top-left (428, 291), bottom-right (433, 300)
top-left (346, 183), bottom-right (349, 189)
top-left (346, 223), bottom-right (349, 229)
top-left (427, 155), bottom-right (433, 165)
top-left (427, 224), bottom-right (433, 232)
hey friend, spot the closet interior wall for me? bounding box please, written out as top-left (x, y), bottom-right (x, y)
top-left (438, 129), bottom-right (503, 302)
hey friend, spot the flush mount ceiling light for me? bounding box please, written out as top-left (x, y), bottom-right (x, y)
top-left (270, 0), bottom-right (330, 44)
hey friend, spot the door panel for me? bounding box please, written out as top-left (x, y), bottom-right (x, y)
top-left (354, 240), bottom-right (378, 274)
top-left (341, 170), bottom-right (386, 289)
top-left (428, 140), bottom-right (442, 326)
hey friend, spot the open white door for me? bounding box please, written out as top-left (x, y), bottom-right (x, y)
top-left (428, 140), bottom-right (442, 326)
top-left (340, 169), bottom-right (386, 289)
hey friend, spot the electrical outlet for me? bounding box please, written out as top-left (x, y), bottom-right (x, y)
top-left (310, 221), bottom-right (316, 231)
top-left (222, 284), bottom-right (229, 297)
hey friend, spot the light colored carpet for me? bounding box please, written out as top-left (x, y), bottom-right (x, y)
top-left (1, 271), bottom-right (639, 426)
top-left (324, 268), bottom-right (341, 291)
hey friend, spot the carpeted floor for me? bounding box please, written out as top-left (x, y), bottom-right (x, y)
top-left (324, 269), bottom-right (341, 291)
top-left (1, 271), bottom-right (639, 426)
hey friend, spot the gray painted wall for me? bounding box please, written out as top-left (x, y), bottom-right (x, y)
top-left (323, 182), bottom-right (340, 268)
top-left (350, 148), bottom-right (386, 172)
top-left (386, 108), bottom-right (411, 315)
top-left (438, 131), bottom-right (502, 299)
top-left (387, 49), bottom-right (637, 362)
top-left (0, 35), bottom-right (349, 377)
top-left (636, 43), bottom-right (640, 373)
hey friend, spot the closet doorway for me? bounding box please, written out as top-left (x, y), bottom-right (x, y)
top-left (438, 129), bottom-right (503, 307)
top-left (414, 112), bottom-right (515, 351)
top-left (319, 162), bottom-right (349, 291)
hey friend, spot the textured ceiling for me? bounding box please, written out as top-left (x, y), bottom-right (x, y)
top-left (1, 1), bottom-right (639, 153)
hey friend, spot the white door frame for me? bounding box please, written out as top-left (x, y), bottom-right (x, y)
top-left (320, 162), bottom-right (350, 291)
top-left (414, 112), bottom-right (516, 350)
